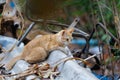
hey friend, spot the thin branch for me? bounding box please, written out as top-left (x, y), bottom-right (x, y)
top-left (96, 0), bottom-right (106, 27)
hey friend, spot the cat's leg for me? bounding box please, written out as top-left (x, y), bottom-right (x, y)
top-left (5, 55), bottom-right (22, 71)
top-left (25, 47), bottom-right (47, 63)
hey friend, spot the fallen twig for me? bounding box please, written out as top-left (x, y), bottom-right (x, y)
top-left (0, 62), bottom-right (59, 80)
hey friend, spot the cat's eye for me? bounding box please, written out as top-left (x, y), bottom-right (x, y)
top-left (66, 38), bottom-right (69, 41)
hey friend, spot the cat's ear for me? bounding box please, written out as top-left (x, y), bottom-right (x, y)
top-left (58, 30), bottom-right (66, 36)
top-left (68, 28), bottom-right (74, 33)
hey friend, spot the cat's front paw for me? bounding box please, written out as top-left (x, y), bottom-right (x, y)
top-left (4, 64), bottom-right (12, 71)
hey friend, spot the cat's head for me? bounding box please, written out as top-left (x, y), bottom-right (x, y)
top-left (57, 28), bottom-right (74, 45)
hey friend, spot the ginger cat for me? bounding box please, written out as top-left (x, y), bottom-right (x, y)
top-left (5, 28), bottom-right (74, 70)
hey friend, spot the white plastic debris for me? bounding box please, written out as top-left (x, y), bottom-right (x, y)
top-left (47, 51), bottom-right (99, 80)
top-left (0, 0), bottom-right (5, 4)
top-left (89, 46), bottom-right (102, 55)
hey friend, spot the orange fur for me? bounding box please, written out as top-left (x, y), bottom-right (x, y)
top-left (5, 28), bottom-right (74, 70)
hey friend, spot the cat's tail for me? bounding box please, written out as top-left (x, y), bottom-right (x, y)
top-left (5, 55), bottom-right (22, 71)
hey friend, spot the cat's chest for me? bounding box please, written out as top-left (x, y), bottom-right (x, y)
top-left (46, 41), bottom-right (64, 52)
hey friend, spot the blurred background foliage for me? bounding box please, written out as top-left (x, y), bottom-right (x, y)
top-left (14, 0), bottom-right (120, 43)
